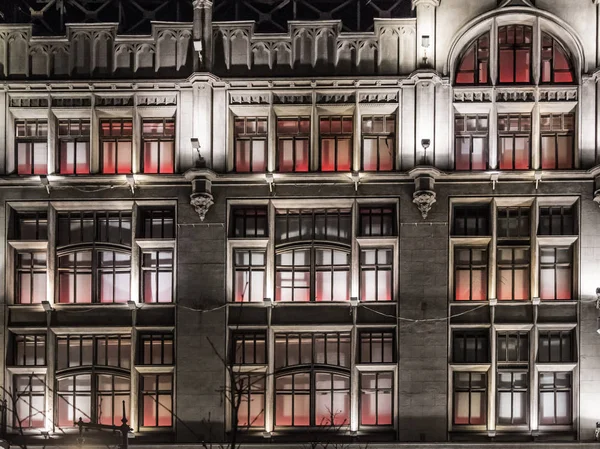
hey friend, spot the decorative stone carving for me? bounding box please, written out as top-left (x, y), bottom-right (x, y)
top-left (52, 97), bottom-right (92, 107)
top-left (137, 95), bottom-right (177, 106)
top-left (316, 93), bottom-right (356, 103)
top-left (190, 193), bottom-right (215, 222)
top-left (453, 90), bottom-right (492, 102)
top-left (95, 96), bottom-right (134, 107)
top-left (230, 93), bottom-right (270, 105)
top-left (274, 93), bottom-right (312, 104)
top-left (359, 92), bottom-right (399, 103)
top-left (539, 89), bottom-right (578, 101)
top-left (413, 190), bottom-right (437, 220)
top-left (496, 90), bottom-right (535, 102)
top-left (9, 97), bottom-right (49, 108)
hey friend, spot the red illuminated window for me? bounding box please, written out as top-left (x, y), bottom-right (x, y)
top-left (541, 33), bottom-right (574, 84)
top-left (58, 119), bottom-right (90, 174)
top-left (140, 334), bottom-right (174, 365)
top-left (320, 116), bottom-right (352, 172)
top-left (14, 375), bottom-right (45, 429)
top-left (142, 119), bottom-right (175, 174)
top-left (362, 116), bottom-right (395, 171)
top-left (454, 248), bottom-right (488, 301)
top-left (233, 250), bottom-right (265, 303)
top-left (539, 372), bottom-right (572, 425)
top-left (541, 113), bottom-right (575, 170)
top-left (453, 372), bottom-right (487, 425)
top-left (100, 119), bottom-right (132, 174)
top-left (275, 373), bottom-right (310, 426)
top-left (142, 250), bottom-right (173, 303)
top-left (234, 117), bottom-right (267, 173)
top-left (498, 25), bottom-right (532, 84)
top-left (360, 248), bottom-right (392, 302)
top-left (360, 372), bottom-right (393, 427)
top-left (140, 374), bottom-right (173, 427)
top-left (96, 374), bottom-right (131, 426)
top-left (235, 374), bottom-right (265, 428)
top-left (15, 119), bottom-right (48, 175)
top-left (455, 33), bottom-right (490, 85)
top-left (16, 251), bottom-right (47, 304)
top-left (277, 117), bottom-right (310, 172)
top-left (540, 247), bottom-right (572, 300)
top-left (454, 115), bottom-right (488, 170)
top-left (498, 114), bottom-right (531, 170)
top-left (14, 335), bottom-right (46, 366)
top-left (497, 247), bottom-right (530, 301)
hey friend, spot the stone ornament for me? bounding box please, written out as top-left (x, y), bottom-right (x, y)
top-left (413, 190), bottom-right (437, 219)
top-left (190, 193), bottom-right (215, 222)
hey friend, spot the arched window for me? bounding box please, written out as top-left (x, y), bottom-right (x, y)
top-left (541, 32), bottom-right (575, 83)
top-left (498, 25), bottom-right (532, 83)
top-left (455, 33), bottom-right (490, 85)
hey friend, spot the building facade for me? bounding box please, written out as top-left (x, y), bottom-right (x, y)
top-left (1, 0), bottom-right (600, 447)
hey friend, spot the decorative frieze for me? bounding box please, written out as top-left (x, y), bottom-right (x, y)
top-left (496, 90), bottom-right (535, 102)
top-left (453, 90), bottom-right (492, 102)
top-left (9, 97), bottom-right (49, 108)
top-left (95, 96), bottom-right (134, 107)
top-left (229, 93), bottom-right (270, 105)
top-left (136, 95), bottom-right (177, 106)
top-left (316, 93), bottom-right (356, 104)
top-left (538, 89), bottom-right (578, 101)
top-left (52, 97), bottom-right (92, 108)
top-left (359, 92), bottom-right (399, 103)
top-left (273, 93), bottom-right (312, 104)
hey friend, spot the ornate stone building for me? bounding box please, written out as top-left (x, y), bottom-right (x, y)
top-left (1, 0), bottom-right (600, 447)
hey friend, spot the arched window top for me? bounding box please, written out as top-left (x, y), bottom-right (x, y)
top-left (541, 32), bottom-right (575, 84)
top-left (455, 33), bottom-right (490, 85)
top-left (454, 25), bottom-right (576, 85)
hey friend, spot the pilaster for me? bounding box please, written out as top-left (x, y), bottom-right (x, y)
top-left (193, 0), bottom-right (213, 71)
top-left (412, 0), bottom-right (440, 69)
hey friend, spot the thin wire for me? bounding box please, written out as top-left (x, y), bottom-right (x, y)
top-left (360, 303), bottom-right (488, 323)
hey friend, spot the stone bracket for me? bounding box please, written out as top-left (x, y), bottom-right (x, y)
top-left (188, 175), bottom-right (214, 222)
top-left (412, 174), bottom-right (436, 219)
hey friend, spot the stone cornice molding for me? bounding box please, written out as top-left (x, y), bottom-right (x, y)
top-left (412, 0), bottom-right (440, 9)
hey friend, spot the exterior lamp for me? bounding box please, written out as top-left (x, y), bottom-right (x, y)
top-left (422, 35), bottom-right (430, 66)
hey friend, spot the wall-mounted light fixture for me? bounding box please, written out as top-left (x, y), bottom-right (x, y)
top-left (422, 35), bottom-right (430, 66)
top-left (40, 175), bottom-right (50, 195)
top-left (125, 174), bottom-right (135, 194)
top-left (421, 139), bottom-right (431, 165)
top-left (265, 173), bottom-right (274, 193)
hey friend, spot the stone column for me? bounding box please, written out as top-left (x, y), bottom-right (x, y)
top-left (412, 0), bottom-right (440, 69)
top-left (193, 0), bottom-right (213, 71)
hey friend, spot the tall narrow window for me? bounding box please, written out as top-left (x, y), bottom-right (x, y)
top-left (16, 251), bottom-right (47, 304)
top-left (98, 251), bottom-right (132, 303)
top-left (315, 248), bottom-right (350, 302)
top-left (454, 115), bottom-right (488, 170)
top-left (362, 116), bottom-right (395, 171)
top-left (235, 374), bottom-right (266, 428)
top-left (497, 247), bottom-right (530, 301)
top-left (57, 374), bottom-right (92, 426)
top-left (541, 32), bottom-right (575, 84)
top-left (14, 375), bottom-right (45, 429)
top-left (142, 119), bottom-right (175, 174)
top-left (96, 375), bottom-right (131, 425)
top-left (498, 114), bottom-right (531, 170)
top-left (233, 250), bottom-right (265, 303)
top-left (234, 117), bottom-right (267, 173)
top-left (539, 372), bottom-right (572, 425)
top-left (360, 248), bottom-right (393, 302)
top-left (498, 25), bottom-right (532, 84)
top-left (140, 374), bottom-right (173, 427)
top-left (58, 119), bottom-right (91, 174)
top-left (142, 250), bottom-right (173, 303)
top-left (455, 33), bottom-right (490, 84)
top-left (100, 119), bottom-right (132, 174)
top-left (360, 372), bottom-right (393, 426)
top-left (15, 119), bottom-right (48, 175)
top-left (497, 371), bottom-right (528, 425)
top-left (320, 116), bottom-right (352, 172)
top-left (277, 117), bottom-right (310, 172)
top-left (453, 372), bottom-right (487, 425)
top-left (454, 248), bottom-right (488, 301)
top-left (539, 247), bottom-right (572, 300)
top-left (540, 113), bottom-right (575, 169)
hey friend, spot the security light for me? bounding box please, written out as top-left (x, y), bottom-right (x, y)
top-left (41, 301), bottom-right (53, 312)
top-left (127, 300), bottom-right (137, 310)
top-left (422, 35), bottom-right (430, 48)
top-left (125, 174), bottom-right (135, 194)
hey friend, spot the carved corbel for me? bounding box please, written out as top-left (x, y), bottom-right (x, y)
top-left (189, 177), bottom-right (214, 222)
top-left (412, 175), bottom-right (436, 219)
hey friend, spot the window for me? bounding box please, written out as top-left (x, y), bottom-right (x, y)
top-left (497, 207), bottom-right (530, 239)
top-left (497, 333), bottom-right (528, 363)
top-left (453, 372), bottom-right (487, 425)
top-left (275, 209), bottom-right (351, 244)
top-left (498, 25), bottom-right (532, 84)
top-left (454, 248), bottom-right (488, 301)
top-left (277, 117), bottom-right (310, 172)
top-left (320, 116), bottom-right (352, 172)
top-left (142, 119), bottom-right (175, 174)
top-left (14, 211), bottom-right (48, 240)
top-left (360, 372), bottom-right (393, 426)
top-left (539, 372), bottom-right (572, 425)
top-left (497, 371), bottom-right (528, 425)
top-left (230, 207), bottom-right (268, 238)
top-left (57, 335), bottom-right (131, 369)
top-left (359, 331), bottom-right (395, 363)
top-left (541, 32), bottom-right (575, 83)
top-left (15, 119), bottom-right (48, 175)
top-left (14, 375), bottom-right (45, 429)
top-left (57, 374), bottom-right (92, 426)
top-left (541, 113), bottom-right (575, 169)
top-left (497, 247), bottom-right (530, 301)
top-left (454, 115), bottom-right (488, 170)
top-left (539, 206), bottom-right (575, 236)
top-left (540, 247), bottom-right (572, 300)
top-left (140, 374), bottom-right (173, 427)
top-left (100, 119), bottom-right (132, 174)
top-left (235, 374), bottom-right (266, 428)
top-left (498, 114), bottom-right (531, 170)
top-left (275, 372), bottom-right (310, 426)
top-left (455, 33), bottom-right (490, 84)
top-left (452, 205), bottom-right (490, 236)
top-left (231, 332), bottom-right (266, 364)
top-left (13, 335), bottom-right (46, 366)
top-left (274, 333), bottom-right (350, 368)
top-left (140, 334), bottom-right (174, 365)
top-left (58, 119), bottom-right (90, 174)
top-left (360, 248), bottom-right (393, 302)
top-left (139, 208), bottom-right (175, 239)
top-left (57, 211), bottom-right (132, 246)
top-left (452, 330), bottom-right (489, 363)
top-left (359, 207), bottom-right (395, 237)
top-left (234, 117), bottom-right (267, 173)
top-left (538, 331), bottom-right (574, 363)
top-left (142, 250), bottom-right (173, 303)
top-left (233, 250), bottom-right (265, 302)
top-left (362, 116), bottom-right (395, 171)
top-left (16, 251), bottom-right (47, 304)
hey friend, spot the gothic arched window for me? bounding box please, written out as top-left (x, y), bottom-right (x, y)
top-left (498, 25), bottom-right (532, 84)
top-left (455, 33), bottom-right (490, 85)
top-left (541, 32), bottom-right (575, 83)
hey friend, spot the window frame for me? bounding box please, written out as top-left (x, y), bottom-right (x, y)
top-left (233, 116), bottom-right (268, 173)
top-left (15, 119), bottom-right (49, 175)
top-left (276, 116), bottom-right (311, 173)
top-left (497, 114), bottom-right (532, 170)
top-left (454, 114), bottom-right (489, 171)
top-left (498, 25), bottom-right (533, 85)
top-left (360, 115), bottom-right (396, 172)
top-left (99, 118), bottom-right (133, 175)
top-left (540, 113), bottom-right (575, 170)
top-left (57, 118), bottom-right (91, 175)
top-left (319, 116), bottom-right (353, 172)
top-left (140, 118), bottom-right (176, 174)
